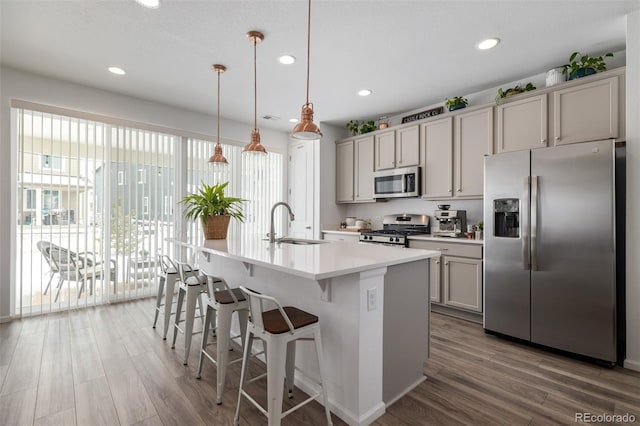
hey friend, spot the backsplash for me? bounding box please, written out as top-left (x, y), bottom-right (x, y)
top-left (343, 198), bottom-right (483, 230)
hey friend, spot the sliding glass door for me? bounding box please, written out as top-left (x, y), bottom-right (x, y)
top-left (14, 107), bottom-right (286, 317)
top-left (15, 108), bottom-right (177, 315)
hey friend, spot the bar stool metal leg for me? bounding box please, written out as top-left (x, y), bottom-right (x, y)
top-left (152, 274), bottom-right (165, 329)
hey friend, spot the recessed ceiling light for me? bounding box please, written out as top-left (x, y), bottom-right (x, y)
top-left (289, 118), bottom-right (299, 123)
top-left (358, 89), bottom-right (372, 97)
top-left (477, 37), bottom-right (500, 50)
top-left (108, 66), bottom-right (126, 75)
top-left (278, 55), bottom-right (296, 65)
top-left (135, 0), bottom-right (160, 8)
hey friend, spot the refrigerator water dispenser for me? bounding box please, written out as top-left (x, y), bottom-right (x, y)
top-left (494, 199), bottom-right (519, 238)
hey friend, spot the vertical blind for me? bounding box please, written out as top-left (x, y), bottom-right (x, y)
top-left (15, 106), bottom-right (285, 317)
top-left (185, 138), bottom-right (285, 248)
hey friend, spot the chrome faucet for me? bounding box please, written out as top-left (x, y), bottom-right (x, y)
top-left (269, 202), bottom-right (295, 243)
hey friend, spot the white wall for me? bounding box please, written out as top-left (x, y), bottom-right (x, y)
top-left (0, 66), bottom-right (290, 321)
top-left (624, 10), bottom-right (640, 371)
top-left (316, 122), bottom-right (348, 232)
top-left (345, 199), bottom-right (483, 232)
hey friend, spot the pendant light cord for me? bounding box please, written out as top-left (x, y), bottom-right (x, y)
top-left (305, 0), bottom-right (311, 105)
top-left (254, 37), bottom-right (258, 132)
top-left (217, 69), bottom-right (221, 144)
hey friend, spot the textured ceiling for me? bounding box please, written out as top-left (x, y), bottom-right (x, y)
top-left (2, 0), bottom-right (639, 134)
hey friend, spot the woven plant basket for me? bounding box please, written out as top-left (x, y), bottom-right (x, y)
top-left (201, 215), bottom-right (231, 240)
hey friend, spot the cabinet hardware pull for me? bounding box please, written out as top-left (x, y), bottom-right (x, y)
top-left (305, 226), bottom-right (311, 229)
top-left (436, 248), bottom-right (449, 251)
top-left (445, 262), bottom-right (449, 266)
top-left (457, 189), bottom-right (461, 192)
top-left (541, 139), bottom-right (546, 144)
top-left (555, 136), bottom-right (560, 141)
top-left (436, 260), bottom-right (440, 264)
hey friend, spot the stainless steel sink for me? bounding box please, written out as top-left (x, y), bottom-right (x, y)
top-left (277, 238), bottom-right (326, 245)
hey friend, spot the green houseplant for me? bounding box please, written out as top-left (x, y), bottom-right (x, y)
top-left (180, 181), bottom-right (246, 239)
top-left (495, 82), bottom-right (536, 104)
top-left (444, 96), bottom-right (468, 111)
top-left (346, 120), bottom-right (377, 135)
top-left (562, 51), bottom-right (613, 80)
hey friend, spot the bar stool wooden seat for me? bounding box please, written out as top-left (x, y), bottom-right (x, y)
top-left (171, 262), bottom-right (217, 365)
top-left (152, 255), bottom-right (181, 339)
top-left (233, 287), bottom-right (333, 426)
top-left (196, 275), bottom-right (250, 405)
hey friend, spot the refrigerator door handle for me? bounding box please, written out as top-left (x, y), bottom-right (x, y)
top-left (531, 175), bottom-right (539, 271)
top-left (523, 176), bottom-right (530, 270)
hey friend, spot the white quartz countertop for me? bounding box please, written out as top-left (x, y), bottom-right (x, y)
top-left (170, 237), bottom-right (439, 281)
top-left (408, 235), bottom-right (484, 245)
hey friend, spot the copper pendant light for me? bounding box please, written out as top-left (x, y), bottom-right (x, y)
top-left (243, 31), bottom-right (267, 154)
top-left (209, 64), bottom-right (229, 164)
top-left (291, 0), bottom-right (322, 140)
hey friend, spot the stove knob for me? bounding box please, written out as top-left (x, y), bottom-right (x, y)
top-left (395, 237), bottom-right (400, 242)
top-left (389, 237), bottom-right (394, 242)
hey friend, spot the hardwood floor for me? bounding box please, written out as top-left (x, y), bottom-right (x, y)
top-left (0, 298), bottom-right (638, 425)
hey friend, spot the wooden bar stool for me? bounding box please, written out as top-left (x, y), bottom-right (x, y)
top-left (233, 287), bottom-right (333, 426)
top-left (152, 255), bottom-right (181, 340)
top-left (171, 262), bottom-right (214, 365)
top-left (196, 275), bottom-right (250, 405)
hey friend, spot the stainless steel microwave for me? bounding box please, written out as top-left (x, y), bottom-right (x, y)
top-left (373, 166), bottom-right (421, 199)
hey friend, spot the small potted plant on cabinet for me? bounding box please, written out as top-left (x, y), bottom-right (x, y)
top-left (180, 181), bottom-right (246, 240)
top-left (445, 96), bottom-right (468, 112)
top-left (495, 82), bottom-right (536, 105)
top-left (562, 51), bottom-right (614, 80)
top-left (346, 120), bottom-right (377, 135)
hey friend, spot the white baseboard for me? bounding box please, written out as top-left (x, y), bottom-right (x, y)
top-left (0, 315), bottom-right (11, 324)
top-left (623, 358), bottom-right (640, 372)
top-left (294, 373), bottom-right (386, 426)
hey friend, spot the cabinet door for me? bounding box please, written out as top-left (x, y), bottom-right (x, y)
top-left (335, 141), bottom-right (354, 202)
top-left (430, 256), bottom-right (441, 303)
top-left (553, 76), bottom-right (618, 145)
top-left (374, 131), bottom-right (396, 170)
top-left (443, 256), bottom-right (482, 312)
top-left (396, 125), bottom-right (420, 167)
top-left (421, 117), bottom-right (453, 199)
top-left (454, 107), bottom-right (493, 198)
top-left (354, 136), bottom-right (374, 201)
top-left (498, 94), bottom-right (548, 153)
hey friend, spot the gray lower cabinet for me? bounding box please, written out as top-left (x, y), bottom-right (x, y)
top-left (410, 239), bottom-right (483, 314)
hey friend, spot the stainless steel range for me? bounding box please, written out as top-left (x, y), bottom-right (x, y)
top-left (359, 214), bottom-right (430, 247)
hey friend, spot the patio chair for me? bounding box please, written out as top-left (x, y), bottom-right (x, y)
top-left (36, 241), bottom-right (117, 302)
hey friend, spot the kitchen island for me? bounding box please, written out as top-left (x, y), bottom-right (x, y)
top-left (171, 237), bottom-right (439, 426)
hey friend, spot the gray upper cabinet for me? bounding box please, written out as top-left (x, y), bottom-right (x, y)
top-left (354, 136), bottom-right (375, 201)
top-left (421, 117), bottom-right (453, 199)
top-left (553, 76), bottom-right (619, 145)
top-left (396, 125), bottom-right (420, 167)
top-left (497, 94), bottom-right (548, 153)
top-left (454, 107), bottom-right (493, 198)
top-left (335, 140), bottom-right (354, 202)
top-left (335, 136), bottom-right (375, 203)
top-left (374, 131), bottom-right (396, 170)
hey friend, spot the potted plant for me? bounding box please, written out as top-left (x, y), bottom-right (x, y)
top-left (180, 181), bottom-right (246, 240)
top-left (475, 221), bottom-right (484, 240)
top-left (495, 82), bottom-right (536, 104)
top-left (346, 120), bottom-right (377, 135)
top-left (445, 96), bottom-right (468, 112)
top-left (562, 51), bottom-right (614, 80)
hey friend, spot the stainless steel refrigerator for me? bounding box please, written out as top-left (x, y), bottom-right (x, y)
top-left (484, 140), bottom-right (618, 363)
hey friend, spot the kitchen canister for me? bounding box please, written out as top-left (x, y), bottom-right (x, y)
top-left (545, 68), bottom-right (565, 87)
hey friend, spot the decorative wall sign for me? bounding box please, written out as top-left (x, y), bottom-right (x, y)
top-left (401, 106), bottom-right (444, 123)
